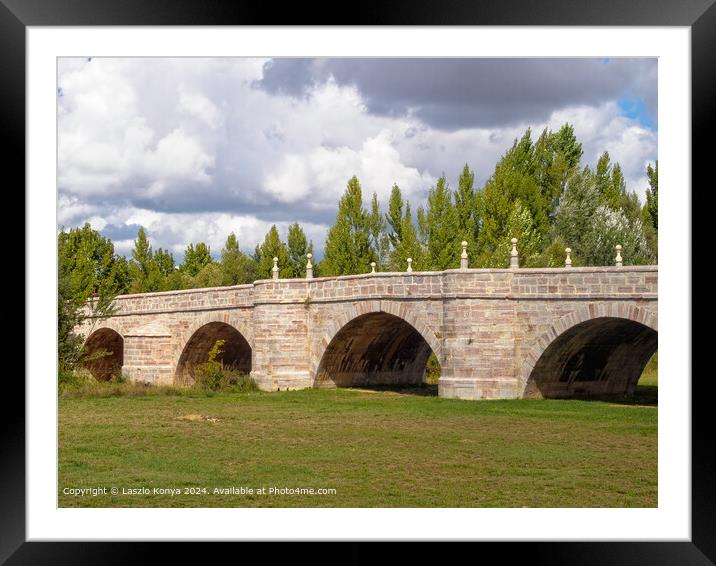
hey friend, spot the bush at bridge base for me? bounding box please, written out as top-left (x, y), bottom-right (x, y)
top-left (192, 339), bottom-right (258, 393)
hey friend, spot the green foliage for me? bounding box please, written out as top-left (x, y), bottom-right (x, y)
top-left (532, 124), bottom-right (583, 218)
top-left (581, 205), bottom-right (654, 266)
top-left (368, 192), bottom-right (390, 270)
top-left (181, 242), bottom-right (213, 276)
top-left (193, 263), bottom-right (223, 288)
top-left (388, 202), bottom-right (426, 271)
top-left (502, 201), bottom-right (542, 267)
top-left (454, 164), bottom-right (478, 250)
top-left (192, 339), bottom-right (258, 392)
top-left (386, 183), bottom-right (404, 248)
top-left (644, 161), bottom-right (658, 231)
top-left (286, 223), bottom-right (313, 278)
top-left (595, 151), bottom-right (624, 210)
top-left (58, 224), bottom-right (124, 372)
top-left (322, 176), bottom-right (375, 276)
top-left (256, 225), bottom-right (291, 279)
top-left (128, 227), bottom-right (164, 293)
top-left (154, 248), bottom-right (175, 278)
top-left (528, 234), bottom-right (572, 268)
top-left (220, 233), bottom-right (256, 286)
top-left (424, 352), bottom-right (441, 384)
top-left (424, 175), bottom-right (460, 270)
top-left (555, 167), bottom-right (653, 266)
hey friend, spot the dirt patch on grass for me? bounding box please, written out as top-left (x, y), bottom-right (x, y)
top-left (176, 414), bottom-right (220, 423)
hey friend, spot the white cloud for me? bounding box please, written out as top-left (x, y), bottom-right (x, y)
top-left (265, 129), bottom-right (435, 207)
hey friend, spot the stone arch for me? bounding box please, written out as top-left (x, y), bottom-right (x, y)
top-left (82, 326), bottom-right (124, 381)
top-left (520, 303), bottom-right (657, 399)
top-left (312, 301), bottom-right (442, 388)
top-left (172, 312), bottom-right (253, 385)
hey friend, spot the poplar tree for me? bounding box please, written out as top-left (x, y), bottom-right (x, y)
top-left (454, 164), bottom-right (478, 250)
top-left (256, 225), bottom-right (291, 279)
top-left (180, 242), bottom-right (213, 276)
top-left (154, 248), bottom-right (175, 278)
top-left (389, 202), bottom-right (426, 271)
top-left (220, 232), bottom-right (255, 285)
top-left (644, 161), bottom-right (658, 230)
top-left (368, 192), bottom-right (389, 270)
top-left (424, 175), bottom-right (460, 270)
top-left (287, 222), bottom-right (313, 278)
top-left (321, 176), bottom-right (374, 275)
top-left (386, 183), bottom-right (404, 247)
top-left (595, 151), bottom-right (622, 210)
top-left (129, 227), bottom-right (163, 293)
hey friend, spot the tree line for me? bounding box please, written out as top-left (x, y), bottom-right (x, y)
top-left (58, 123), bottom-right (658, 305)
top-left (320, 124), bottom-right (657, 274)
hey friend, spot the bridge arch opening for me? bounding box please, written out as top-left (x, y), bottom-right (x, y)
top-left (82, 328), bottom-right (124, 381)
top-left (523, 316), bottom-right (657, 399)
top-left (315, 312), bottom-right (439, 390)
top-left (175, 322), bottom-right (251, 385)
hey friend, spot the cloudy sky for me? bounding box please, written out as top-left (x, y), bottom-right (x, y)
top-left (57, 57), bottom-right (657, 261)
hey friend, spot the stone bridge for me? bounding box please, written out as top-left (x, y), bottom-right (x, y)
top-left (78, 264), bottom-right (657, 400)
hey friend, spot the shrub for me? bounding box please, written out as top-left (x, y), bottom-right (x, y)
top-left (424, 352), bottom-right (441, 384)
top-left (193, 339), bottom-right (258, 392)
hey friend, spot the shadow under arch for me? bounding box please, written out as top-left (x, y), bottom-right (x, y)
top-left (174, 321), bottom-right (252, 385)
top-left (314, 311), bottom-right (440, 389)
top-left (522, 315), bottom-right (657, 399)
top-left (82, 327), bottom-right (124, 381)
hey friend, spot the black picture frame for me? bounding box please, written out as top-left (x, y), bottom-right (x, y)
top-left (8, 0), bottom-right (711, 562)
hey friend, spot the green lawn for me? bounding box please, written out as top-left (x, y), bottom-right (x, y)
top-left (58, 376), bottom-right (657, 508)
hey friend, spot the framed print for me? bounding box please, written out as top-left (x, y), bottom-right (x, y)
top-left (8, 0), bottom-right (713, 562)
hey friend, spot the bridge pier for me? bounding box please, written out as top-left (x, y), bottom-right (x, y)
top-left (122, 321), bottom-right (174, 385)
top-left (250, 280), bottom-right (313, 391)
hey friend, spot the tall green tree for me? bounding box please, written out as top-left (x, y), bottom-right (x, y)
top-left (532, 124), bottom-right (583, 218)
top-left (424, 175), bottom-right (460, 270)
top-left (220, 233), bottom-right (256, 285)
top-left (501, 200), bottom-right (542, 267)
top-left (368, 192), bottom-right (389, 270)
top-left (555, 166), bottom-right (653, 266)
top-left (180, 242), bottom-right (213, 276)
top-left (59, 222), bottom-right (130, 299)
top-left (388, 201), bottom-right (426, 271)
top-left (256, 225), bottom-right (291, 279)
top-left (386, 183), bottom-right (404, 248)
top-left (128, 227), bottom-right (163, 293)
top-left (57, 224), bottom-right (126, 371)
top-left (644, 161), bottom-right (658, 230)
top-left (595, 151), bottom-right (622, 210)
top-left (154, 248), bottom-right (175, 278)
top-left (286, 223), bottom-right (313, 278)
top-left (322, 176), bottom-right (375, 275)
top-left (454, 164), bottom-right (478, 250)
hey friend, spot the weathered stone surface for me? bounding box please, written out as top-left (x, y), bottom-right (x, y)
top-left (78, 266), bottom-right (658, 399)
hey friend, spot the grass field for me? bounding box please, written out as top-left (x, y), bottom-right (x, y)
top-left (58, 364), bottom-right (658, 508)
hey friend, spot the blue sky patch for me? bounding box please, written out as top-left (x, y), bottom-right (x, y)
top-left (618, 95), bottom-right (656, 130)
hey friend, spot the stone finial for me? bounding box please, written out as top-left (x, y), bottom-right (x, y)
top-left (370, 261), bottom-right (376, 274)
top-left (565, 247), bottom-right (572, 267)
top-left (460, 240), bottom-right (469, 270)
top-left (509, 237), bottom-right (519, 269)
top-left (615, 244), bottom-right (623, 267)
top-left (272, 256), bottom-right (279, 279)
top-left (306, 253), bottom-right (313, 279)
top-left (406, 257), bottom-right (413, 273)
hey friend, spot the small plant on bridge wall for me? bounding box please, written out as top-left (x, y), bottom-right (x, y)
top-left (194, 339), bottom-right (257, 392)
